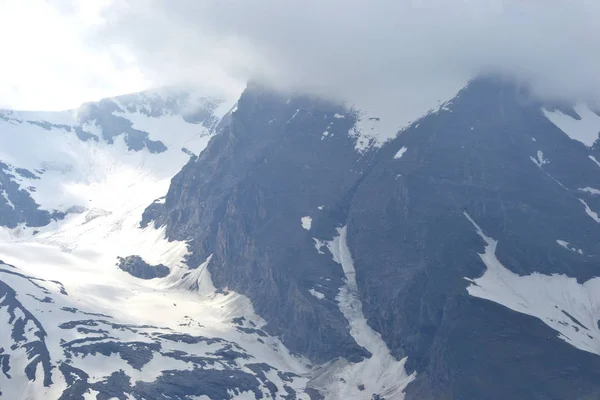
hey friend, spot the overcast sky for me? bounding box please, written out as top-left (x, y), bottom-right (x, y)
top-left (2, 0), bottom-right (600, 121)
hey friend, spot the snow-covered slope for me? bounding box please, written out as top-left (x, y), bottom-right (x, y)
top-left (0, 90), bottom-right (323, 399)
top-left (543, 104), bottom-right (600, 147)
top-left (0, 257), bottom-right (313, 399)
top-left (0, 89), bottom-right (226, 222)
top-left (464, 212), bottom-right (600, 356)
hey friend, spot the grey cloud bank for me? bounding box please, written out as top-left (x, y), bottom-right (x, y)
top-left (94, 0), bottom-right (600, 125)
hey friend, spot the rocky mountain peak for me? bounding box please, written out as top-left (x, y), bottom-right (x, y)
top-left (2, 76), bottom-right (600, 399)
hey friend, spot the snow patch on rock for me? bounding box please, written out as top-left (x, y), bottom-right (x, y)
top-left (309, 288), bottom-right (325, 300)
top-left (543, 105), bottom-right (600, 147)
top-left (301, 216), bottom-right (312, 230)
top-left (464, 212), bottom-right (600, 356)
top-left (579, 187), bottom-right (600, 196)
top-left (556, 240), bottom-right (584, 255)
top-left (309, 226), bottom-right (415, 399)
top-left (394, 146), bottom-right (408, 160)
top-left (530, 150), bottom-right (549, 168)
top-left (580, 199), bottom-right (600, 223)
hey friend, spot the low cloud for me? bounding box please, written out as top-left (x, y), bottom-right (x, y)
top-left (90, 1), bottom-right (600, 124)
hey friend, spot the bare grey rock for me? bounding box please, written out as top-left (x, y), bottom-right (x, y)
top-left (117, 255), bottom-right (170, 280)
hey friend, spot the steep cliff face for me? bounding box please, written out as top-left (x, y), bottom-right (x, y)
top-left (151, 84), bottom-right (378, 362)
top-left (151, 77), bottom-right (600, 399)
top-left (346, 79), bottom-right (600, 399)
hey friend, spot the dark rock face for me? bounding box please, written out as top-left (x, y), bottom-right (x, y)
top-left (150, 83), bottom-right (376, 363)
top-left (347, 78), bottom-right (600, 360)
top-left (140, 199), bottom-right (165, 229)
top-left (151, 77), bottom-right (600, 399)
top-left (0, 162), bottom-right (54, 228)
top-left (355, 81), bottom-right (600, 398)
top-left (117, 255), bottom-right (170, 280)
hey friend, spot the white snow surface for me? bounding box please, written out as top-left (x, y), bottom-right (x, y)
top-left (543, 105), bottom-right (600, 147)
top-left (464, 212), bottom-right (600, 356)
top-left (349, 114), bottom-right (381, 152)
top-left (308, 226), bottom-right (415, 399)
top-left (579, 187), bottom-right (600, 196)
top-left (313, 238), bottom-right (326, 255)
top-left (288, 109), bottom-right (301, 123)
top-left (590, 155), bottom-right (600, 168)
top-left (580, 199), bottom-right (600, 223)
top-left (394, 146), bottom-right (408, 159)
top-left (308, 288), bottom-right (325, 300)
top-left (530, 150), bottom-right (549, 168)
top-left (301, 216), bottom-right (312, 230)
top-left (556, 240), bottom-right (584, 255)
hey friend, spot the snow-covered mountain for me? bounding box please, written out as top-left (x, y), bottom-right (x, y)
top-left (0, 89), bottom-right (226, 228)
top-left (2, 77), bottom-right (600, 399)
top-left (0, 89), bottom-right (319, 399)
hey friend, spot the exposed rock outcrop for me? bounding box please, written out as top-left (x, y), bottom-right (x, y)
top-left (117, 256), bottom-right (170, 280)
